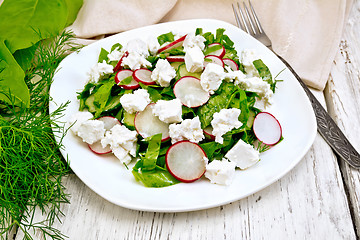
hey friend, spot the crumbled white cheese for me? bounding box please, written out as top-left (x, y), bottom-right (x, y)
top-left (121, 39), bottom-right (151, 70)
top-left (152, 98), bottom-right (183, 124)
top-left (241, 49), bottom-right (260, 77)
top-left (77, 119), bottom-right (106, 145)
top-left (88, 60), bottom-right (113, 83)
top-left (224, 66), bottom-right (246, 83)
top-left (169, 116), bottom-right (204, 144)
top-left (211, 108), bottom-right (242, 144)
top-left (68, 111), bottom-right (94, 135)
top-left (200, 63), bottom-right (226, 94)
top-left (185, 46), bottom-right (205, 73)
top-left (205, 159), bottom-right (237, 185)
top-left (107, 48), bottom-right (124, 62)
top-left (151, 59), bottom-right (176, 87)
top-left (120, 89), bottom-right (151, 114)
top-left (147, 36), bottom-right (160, 55)
top-left (183, 32), bottom-right (206, 51)
top-left (225, 139), bottom-right (260, 169)
top-left (101, 124), bottom-right (138, 164)
top-left (236, 76), bottom-right (273, 108)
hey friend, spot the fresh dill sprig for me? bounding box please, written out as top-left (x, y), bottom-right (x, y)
top-left (0, 31), bottom-right (83, 240)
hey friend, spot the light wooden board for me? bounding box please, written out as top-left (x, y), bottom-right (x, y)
top-left (15, 93), bottom-right (356, 239)
top-left (325, 0), bottom-right (360, 237)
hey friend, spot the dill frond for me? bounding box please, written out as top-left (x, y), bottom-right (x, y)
top-left (0, 31), bottom-right (83, 240)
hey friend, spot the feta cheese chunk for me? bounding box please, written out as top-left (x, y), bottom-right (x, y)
top-left (68, 111), bottom-right (94, 135)
top-left (236, 76), bottom-right (273, 108)
top-left (183, 32), bottom-right (206, 51)
top-left (147, 36), bottom-right (160, 55)
top-left (151, 59), bottom-right (176, 87)
top-left (169, 116), bottom-right (204, 144)
top-left (205, 159), bottom-right (237, 185)
top-left (200, 63), bottom-right (226, 94)
top-left (121, 39), bottom-right (151, 70)
top-left (211, 108), bottom-right (242, 144)
top-left (120, 89), bottom-right (151, 114)
top-left (152, 99), bottom-right (183, 124)
top-left (241, 49), bottom-right (260, 77)
top-left (225, 139), bottom-right (260, 169)
top-left (107, 48), bottom-right (124, 62)
top-left (88, 60), bottom-right (113, 83)
top-left (101, 124), bottom-right (138, 164)
top-left (77, 119), bottom-right (106, 145)
top-left (185, 46), bottom-right (205, 73)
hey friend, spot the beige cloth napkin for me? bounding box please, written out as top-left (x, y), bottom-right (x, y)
top-left (69, 0), bottom-right (353, 90)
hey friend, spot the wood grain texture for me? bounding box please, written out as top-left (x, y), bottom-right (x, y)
top-left (13, 2), bottom-right (360, 239)
top-left (325, 0), bottom-right (360, 237)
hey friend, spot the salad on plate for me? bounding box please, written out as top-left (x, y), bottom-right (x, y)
top-left (68, 28), bottom-right (283, 188)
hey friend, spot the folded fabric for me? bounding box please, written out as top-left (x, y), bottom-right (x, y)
top-left (68, 0), bottom-right (353, 90)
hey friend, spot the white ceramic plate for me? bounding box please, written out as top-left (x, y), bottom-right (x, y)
top-left (50, 19), bottom-right (317, 212)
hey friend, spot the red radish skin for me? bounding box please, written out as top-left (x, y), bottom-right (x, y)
top-left (115, 69), bottom-right (140, 90)
top-left (206, 43), bottom-right (225, 58)
top-left (166, 55), bottom-right (185, 62)
top-left (113, 51), bottom-right (129, 73)
top-left (253, 112), bottom-right (282, 146)
top-left (173, 76), bottom-right (210, 108)
top-left (134, 103), bottom-right (170, 142)
top-left (157, 35), bottom-right (187, 53)
top-left (133, 68), bottom-right (156, 85)
top-left (204, 55), bottom-right (224, 68)
top-left (223, 58), bottom-right (239, 71)
top-left (203, 126), bottom-right (215, 141)
top-left (88, 116), bottom-right (121, 154)
top-left (165, 141), bottom-right (207, 183)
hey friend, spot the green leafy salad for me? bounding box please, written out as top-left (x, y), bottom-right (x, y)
top-left (71, 28), bottom-right (283, 188)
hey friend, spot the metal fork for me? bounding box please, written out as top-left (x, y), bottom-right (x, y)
top-left (233, 1), bottom-right (360, 169)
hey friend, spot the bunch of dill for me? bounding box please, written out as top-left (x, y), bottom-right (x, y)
top-left (0, 31), bottom-right (81, 240)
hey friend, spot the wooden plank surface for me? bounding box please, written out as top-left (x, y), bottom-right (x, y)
top-left (325, 0), bottom-right (360, 237)
top-left (15, 93), bottom-right (356, 240)
top-left (12, 1), bottom-right (360, 239)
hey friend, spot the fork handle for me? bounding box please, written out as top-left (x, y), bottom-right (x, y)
top-left (275, 54), bottom-right (360, 168)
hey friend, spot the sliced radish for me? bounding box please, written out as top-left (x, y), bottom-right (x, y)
top-left (253, 112), bottom-right (282, 145)
top-left (204, 55), bottom-right (224, 68)
top-left (113, 51), bottom-right (129, 73)
top-left (89, 116), bottom-right (121, 154)
top-left (206, 43), bottom-right (225, 58)
top-left (157, 35), bottom-right (187, 53)
top-left (203, 126), bottom-right (215, 141)
top-left (173, 76), bottom-right (210, 108)
top-left (134, 103), bottom-right (170, 142)
top-left (166, 141), bottom-right (207, 183)
top-left (133, 68), bottom-right (156, 85)
top-left (115, 69), bottom-right (139, 90)
top-left (223, 58), bottom-right (239, 71)
top-left (166, 55), bottom-right (185, 62)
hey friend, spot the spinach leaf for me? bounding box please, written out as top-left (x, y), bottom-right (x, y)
top-left (142, 134), bottom-right (162, 171)
top-left (98, 48), bottom-right (109, 63)
top-left (157, 32), bottom-right (175, 45)
top-left (132, 165), bottom-right (180, 188)
top-left (253, 59), bottom-right (276, 92)
top-left (93, 80), bottom-right (115, 117)
top-left (0, 42), bottom-right (28, 106)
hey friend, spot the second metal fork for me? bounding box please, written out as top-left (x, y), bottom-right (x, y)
top-left (232, 1), bottom-right (360, 168)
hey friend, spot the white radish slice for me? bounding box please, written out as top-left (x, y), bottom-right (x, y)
top-left (206, 43), bottom-right (225, 58)
top-left (253, 112), bottom-right (282, 145)
top-left (223, 58), bottom-right (239, 71)
top-left (166, 140), bottom-right (207, 183)
top-left (204, 55), bottom-right (224, 68)
top-left (166, 55), bottom-right (185, 62)
top-left (203, 126), bottom-right (215, 141)
top-left (115, 69), bottom-right (139, 90)
top-left (157, 35), bottom-right (187, 53)
top-left (134, 103), bottom-right (170, 142)
top-left (88, 116), bottom-right (121, 154)
top-left (173, 76), bottom-right (210, 108)
top-left (133, 68), bottom-right (156, 85)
